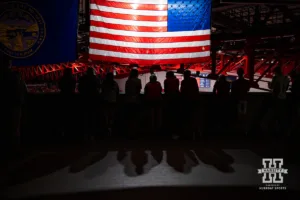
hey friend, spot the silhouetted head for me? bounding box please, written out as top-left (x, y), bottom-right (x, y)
top-left (166, 71), bottom-right (175, 78)
top-left (130, 64), bottom-right (139, 69)
top-left (196, 71), bottom-right (200, 76)
top-left (150, 75), bottom-right (157, 82)
top-left (150, 67), bottom-right (155, 74)
top-left (237, 68), bottom-right (244, 78)
top-left (184, 70), bottom-right (191, 79)
top-left (273, 66), bottom-right (282, 76)
top-left (180, 63), bottom-right (184, 70)
top-left (105, 72), bottom-right (114, 81)
top-left (129, 69), bottom-right (139, 79)
top-left (219, 75), bottom-right (226, 82)
top-left (63, 68), bottom-right (72, 77)
top-left (86, 67), bottom-right (95, 76)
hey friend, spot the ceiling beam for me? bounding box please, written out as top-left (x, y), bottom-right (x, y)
top-left (220, 0), bottom-right (300, 5)
top-left (260, 6), bottom-right (276, 25)
top-left (276, 5), bottom-right (297, 23)
top-left (212, 13), bottom-right (249, 31)
top-left (213, 24), bottom-right (300, 41)
top-left (212, 5), bottom-right (246, 12)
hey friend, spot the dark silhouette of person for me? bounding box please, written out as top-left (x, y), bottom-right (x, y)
top-left (59, 68), bottom-right (76, 95)
top-left (164, 71), bottom-right (180, 96)
top-left (125, 69), bottom-right (142, 137)
top-left (291, 71), bottom-right (300, 106)
top-left (269, 66), bottom-right (290, 99)
top-left (164, 71), bottom-right (180, 138)
top-left (181, 70), bottom-right (199, 102)
top-left (180, 70), bottom-right (199, 138)
top-left (144, 75), bottom-right (163, 133)
top-left (101, 72), bottom-right (119, 136)
top-left (268, 66), bottom-right (290, 135)
top-left (213, 75), bottom-right (231, 133)
top-left (289, 71), bottom-right (300, 136)
top-left (78, 67), bottom-right (101, 97)
top-left (231, 68), bottom-right (250, 116)
top-left (213, 75), bottom-right (231, 98)
top-left (125, 69), bottom-right (142, 103)
top-left (2, 58), bottom-right (27, 148)
top-left (58, 68), bottom-right (76, 138)
top-left (177, 64), bottom-right (185, 74)
top-left (150, 67), bottom-right (156, 77)
top-left (231, 68), bottom-right (250, 134)
top-left (78, 67), bottom-right (101, 140)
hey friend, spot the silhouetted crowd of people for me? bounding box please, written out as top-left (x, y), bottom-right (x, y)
top-left (2, 59), bottom-right (300, 149)
top-left (2, 59), bottom-right (28, 148)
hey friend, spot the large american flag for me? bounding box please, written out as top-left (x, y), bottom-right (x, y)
top-left (89, 0), bottom-right (211, 65)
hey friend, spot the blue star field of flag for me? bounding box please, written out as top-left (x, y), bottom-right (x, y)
top-left (167, 0), bottom-right (211, 32)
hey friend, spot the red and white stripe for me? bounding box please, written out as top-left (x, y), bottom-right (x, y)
top-left (89, 0), bottom-right (211, 65)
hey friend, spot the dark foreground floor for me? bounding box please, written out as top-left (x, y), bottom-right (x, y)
top-left (12, 187), bottom-right (296, 200)
top-left (1, 139), bottom-right (300, 200)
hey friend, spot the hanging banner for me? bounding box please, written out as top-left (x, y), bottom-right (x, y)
top-left (0, 0), bottom-right (79, 66)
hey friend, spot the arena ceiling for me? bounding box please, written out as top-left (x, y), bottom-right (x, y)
top-left (211, 0), bottom-right (300, 57)
top-left (12, 1), bottom-right (300, 82)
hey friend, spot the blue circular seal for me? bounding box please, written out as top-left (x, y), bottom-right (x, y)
top-left (0, 1), bottom-right (46, 58)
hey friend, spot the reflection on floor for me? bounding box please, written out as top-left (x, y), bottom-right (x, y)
top-left (2, 148), bottom-right (299, 199)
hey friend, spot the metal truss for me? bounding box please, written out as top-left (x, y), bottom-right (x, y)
top-left (219, 4), bottom-right (298, 28)
top-left (12, 56), bottom-right (299, 93)
top-left (13, 64), bottom-right (65, 81)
